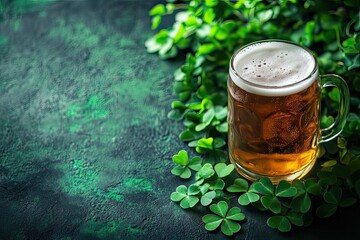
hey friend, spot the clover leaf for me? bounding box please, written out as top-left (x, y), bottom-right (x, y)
top-left (172, 149), bottom-right (188, 166)
top-left (275, 180), bottom-right (297, 197)
top-left (200, 190), bottom-right (216, 206)
top-left (286, 211), bottom-right (305, 227)
top-left (238, 192), bottom-right (260, 206)
top-left (291, 192), bottom-right (311, 213)
top-left (316, 204), bottom-right (338, 218)
top-left (196, 163), bottom-right (215, 180)
top-left (304, 178), bottom-right (321, 196)
top-left (227, 178), bottom-right (249, 193)
top-left (261, 195), bottom-right (282, 214)
top-left (170, 185), bottom-right (199, 209)
top-left (267, 215), bottom-right (291, 232)
top-left (196, 137), bottom-right (214, 153)
top-left (215, 121), bottom-right (228, 133)
top-left (195, 108), bottom-right (215, 131)
top-left (171, 150), bottom-right (202, 179)
top-left (316, 186), bottom-right (343, 218)
top-left (202, 201), bottom-right (245, 236)
top-left (251, 178), bottom-right (274, 195)
top-left (214, 163), bottom-right (234, 178)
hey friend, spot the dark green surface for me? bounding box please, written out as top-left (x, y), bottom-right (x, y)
top-left (0, 1), bottom-right (359, 239)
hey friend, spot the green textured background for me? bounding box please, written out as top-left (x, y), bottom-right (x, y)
top-left (0, 1), bottom-right (359, 239)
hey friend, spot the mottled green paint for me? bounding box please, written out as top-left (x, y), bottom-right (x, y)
top-left (12, 18), bottom-right (21, 31)
top-left (0, 1), bottom-right (183, 239)
top-left (80, 220), bottom-right (144, 239)
top-left (0, 35), bottom-right (7, 45)
top-left (49, 19), bottom-right (100, 48)
top-left (80, 220), bottom-right (121, 238)
top-left (56, 159), bottom-right (100, 196)
top-left (123, 178), bottom-right (153, 192)
top-left (104, 186), bottom-right (124, 202)
top-left (38, 10), bottom-right (47, 17)
top-left (47, 17), bottom-right (169, 136)
top-left (66, 95), bottom-right (109, 133)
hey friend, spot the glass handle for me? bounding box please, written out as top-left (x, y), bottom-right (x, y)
top-left (319, 74), bottom-right (350, 143)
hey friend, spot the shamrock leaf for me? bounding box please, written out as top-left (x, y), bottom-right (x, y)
top-left (291, 193), bottom-right (311, 213)
top-left (316, 204), bottom-right (338, 218)
top-left (201, 191), bottom-right (216, 206)
top-left (198, 183), bottom-right (210, 194)
top-left (216, 122), bottom-right (228, 133)
top-left (188, 156), bottom-right (202, 171)
top-left (320, 185), bottom-right (357, 217)
top-left (339, 196), bottom-right (357, 207)
top-left (318, 170), bottom-right (338, 187)
top-left (323, 186), bottom-right (342, 205)
top-left (172, 150), bottom-right (188, 166)
top-left (195, 108), bottom-right (215, 131)
top-left (207, 178), bottom-right (225, 190)
top-left (304, 178), bottom-right (321, 196)
top-left (261, 195), bottom-right (281, 214)
top-left (202, 201), bottom-right (245, 236)
top-left (238, 192), bottom-right (260, 206)
top-left (227, 178), bottom-right (249, 193)
top-left (267, 215), bottom-right (291, 232)
top-left (213, 138), bottom-right (226, 149)
top-left (171, 150), bottom-right (202, 179)
top-left (275, 180), bottom-right (297, 197)
top-left (291, 179), bottom-right (306, 197)
top-left (214, 106), bottom-right (227, 120)
top-left (316, 186), bottom-right (346, 218)
top-left (171, 166), bottom-right (191, 179)
top-left (252, 178), bottom-right (274, 195)
top-left (195, 137), bottom-right (214, 154)
top-left (286, 211), bottom-right (304, 226)
top-left (170, 185), bottom-right (199, 209)
top-left (210, 200), bottom-right (228, 217)
top-left (214, 163), bottom-right (234, 178)
top-left (196, 163), bottom-right (215, 180)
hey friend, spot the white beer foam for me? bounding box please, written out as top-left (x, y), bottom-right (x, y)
top-left (230, 41), bottom-right (318, 97)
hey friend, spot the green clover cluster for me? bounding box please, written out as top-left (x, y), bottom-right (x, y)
top-left (202, 201), bottom-right (245, 236)
top-left (171, 150), bottom-right (236, 212)
top-left (229, 175), bottom-right (357, 232)
top-left (147, 0), bottom-right (360, 237)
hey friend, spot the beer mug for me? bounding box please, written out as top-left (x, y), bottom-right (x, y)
top-left (228, 40), bottom-right (350, 183)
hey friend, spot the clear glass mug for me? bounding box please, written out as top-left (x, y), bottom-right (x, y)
top-left (227, 40), bottom-right (350, 183)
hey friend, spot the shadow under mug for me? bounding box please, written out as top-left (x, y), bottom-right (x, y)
top-left (228, 39), bottom-right (350, 183)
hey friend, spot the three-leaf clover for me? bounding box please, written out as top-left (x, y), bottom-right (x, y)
top-left (291, 179), bottom-right (320, 213)
top-left (316, 185), bottom-right (357, 218)
top-left (171, 150), bottom-right (202, 179)
top-left (170, 185), bottom-right (200, 209)
top-left (202, 201), bottom-right (246, 236)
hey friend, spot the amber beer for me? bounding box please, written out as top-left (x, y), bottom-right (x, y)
top-left (228, 40), bottom-right (349, 183)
